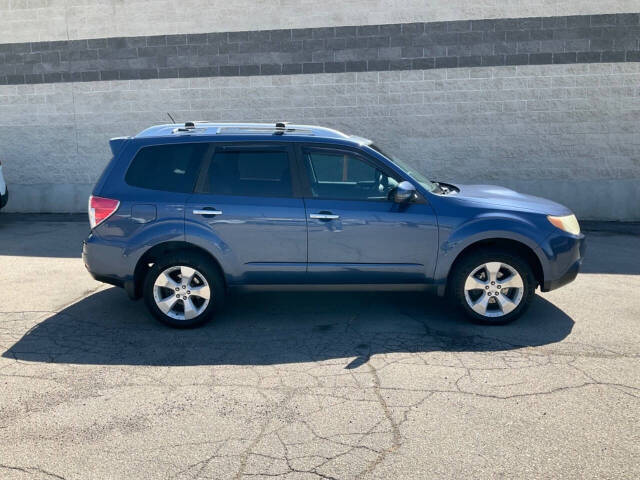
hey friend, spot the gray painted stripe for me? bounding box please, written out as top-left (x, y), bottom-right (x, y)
top-left (1, 13), bottom-right (639, 85)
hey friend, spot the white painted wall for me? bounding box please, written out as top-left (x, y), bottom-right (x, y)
top-left (0, 0), bottom-right (639, 43)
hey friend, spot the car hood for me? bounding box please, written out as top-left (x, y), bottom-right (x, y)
top-left (450, 184), bottom-right (572, 216)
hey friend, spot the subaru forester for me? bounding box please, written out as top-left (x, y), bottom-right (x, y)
top-left (83, 122), bottom-right (585, 327)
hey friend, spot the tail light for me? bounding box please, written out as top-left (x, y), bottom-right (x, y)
top-left (88, 195), bottom-right (120, 229)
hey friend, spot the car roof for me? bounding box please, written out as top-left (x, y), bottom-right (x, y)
top-left (132, 122), bottom-right (371, 147)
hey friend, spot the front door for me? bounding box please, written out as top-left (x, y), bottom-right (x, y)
top-left (300, 146), bottom-right (438, 283)
top-left (185, 143), bottom-right (307, 284)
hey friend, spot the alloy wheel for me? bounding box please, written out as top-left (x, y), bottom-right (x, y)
top-left (463, 262), bottom-right (524, 318)
top-left (152, 266), bottom-right (211, 321)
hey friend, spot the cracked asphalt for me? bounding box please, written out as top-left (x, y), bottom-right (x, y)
top-left (0, 217), bottom-right (638, 479)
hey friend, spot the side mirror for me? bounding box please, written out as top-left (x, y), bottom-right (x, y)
top-left (392, 181), bottom-right (417, 203)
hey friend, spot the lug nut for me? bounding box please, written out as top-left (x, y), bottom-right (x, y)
top-left (487, 292), bottom-right (491, 296)
top-left (491, 281), bottom-right (495, 285)
top-left (485, 285), bottom-right (489, 290)
top-left (182, 285), bottom-right (186, 289)
top-left (497, 285), bottom-right (501, 289)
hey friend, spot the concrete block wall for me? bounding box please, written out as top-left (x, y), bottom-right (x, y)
top-left (3, 1), bottom-right (640, 43)
top-left (0, 1), bottom-right (639, 220)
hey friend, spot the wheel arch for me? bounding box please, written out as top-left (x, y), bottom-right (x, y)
top-left (433, 212), bottom-right (553, 296)
top-left (131, 241), bottom-right (226, 299)
top-left (445, 238), bottom-right (544, 295)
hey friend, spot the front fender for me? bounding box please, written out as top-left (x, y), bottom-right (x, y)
top-left (434, 212), bottom-right (551, 293)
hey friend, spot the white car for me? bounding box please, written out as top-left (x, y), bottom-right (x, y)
top-left (0, 160), bottom-right (7, 209)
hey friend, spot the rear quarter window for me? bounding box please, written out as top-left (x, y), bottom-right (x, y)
top-left (125, 143), bottom-right (208, 193)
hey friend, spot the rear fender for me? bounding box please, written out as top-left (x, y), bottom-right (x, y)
top-left (184, 219), bottom-right (242, 283)
top-left (92, 216), bottom-right (186, 284)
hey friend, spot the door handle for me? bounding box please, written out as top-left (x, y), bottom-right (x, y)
top-left (310, 213), bottom-right (340, 220)
top-left (193, 208), bottom-right (223, 216)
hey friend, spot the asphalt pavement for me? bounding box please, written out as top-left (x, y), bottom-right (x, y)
top-left (0, 217), bottom-right (638, 479)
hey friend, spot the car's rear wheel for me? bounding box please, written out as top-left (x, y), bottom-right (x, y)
top-left (143, 253), bottom-right (224, 328)
top-left (450, 249), bottom-right (536, 325)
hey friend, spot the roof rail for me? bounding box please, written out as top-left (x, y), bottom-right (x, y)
top-left (217, 122), bottom-right (314, 136)
top-left (136, 122), bottom-right (351, 139)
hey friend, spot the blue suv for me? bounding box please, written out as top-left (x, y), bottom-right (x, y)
top-left (83, 122), bottom-right (585, 327)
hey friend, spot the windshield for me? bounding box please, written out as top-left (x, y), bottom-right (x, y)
top-left (367, 144), bottom-right (439, 193)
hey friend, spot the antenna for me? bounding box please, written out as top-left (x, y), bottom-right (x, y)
top-left (167, 113), bottom-right (176, 124)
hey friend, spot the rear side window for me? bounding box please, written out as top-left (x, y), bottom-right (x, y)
top-left (205, 150), bottom-right (292, 197)
top-left (125, 143), bottom-right (208, 193)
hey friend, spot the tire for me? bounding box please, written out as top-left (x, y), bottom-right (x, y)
top-left (449, 249), bottom-right (536, 325)
top-left (143, 252), bottom-right (225, 328)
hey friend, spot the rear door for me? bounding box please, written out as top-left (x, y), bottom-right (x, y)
top-left (185, 143), bottom-right (307, 284)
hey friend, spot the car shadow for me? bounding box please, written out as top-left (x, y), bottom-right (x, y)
top-left (3, 288), bottom-right (574, 367)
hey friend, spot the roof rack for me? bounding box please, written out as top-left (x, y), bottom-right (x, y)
top-left (172, 121), bottom-right (209, 133)
top-left (135, 122), bottom-right (351, 139)
top-left (217, 122), bottom-right (314, 136)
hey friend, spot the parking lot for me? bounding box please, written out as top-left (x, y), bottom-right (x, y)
top-left (0, 216), bottom-right (638, 479)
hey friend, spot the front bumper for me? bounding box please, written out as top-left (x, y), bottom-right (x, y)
top-left (541, 232), bottom-right (586, 292)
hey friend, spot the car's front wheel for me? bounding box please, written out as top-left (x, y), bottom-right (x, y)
top-left (143, 253), bottom-right (224, 328)
top-left (450, 249), bottom-right (536, 325)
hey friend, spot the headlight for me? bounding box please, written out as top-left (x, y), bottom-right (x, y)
top-left (547, 214), bottom-right (580, 235)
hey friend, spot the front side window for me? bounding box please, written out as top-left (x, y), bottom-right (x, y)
top-left (304, 149), bottom-right (399, 201)
top-left (206, 149), bottom-right (292, 197)
top-left (125, 143), bottom-right (207, 193)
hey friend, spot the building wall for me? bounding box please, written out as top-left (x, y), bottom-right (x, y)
top-left (1, 1), bottom-right (639, 220)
